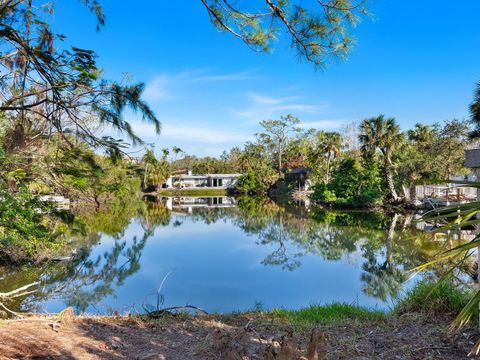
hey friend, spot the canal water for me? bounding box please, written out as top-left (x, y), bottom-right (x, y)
top-left (0, 196), bottom-right (443, 314)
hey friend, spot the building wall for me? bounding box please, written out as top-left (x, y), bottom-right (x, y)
top-left (166, 174), bottom-right (242, 189)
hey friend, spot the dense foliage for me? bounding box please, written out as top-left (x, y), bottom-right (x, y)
top-left (0, 1), bottom-right (161, 262)
top-left (312, 157), bottom-right (382, 206)
top-left (0, 188), bottom-right (61, 261)
top-left (160, 113), bottom-right (470, 206)
top-left (235, 170), bottom-right (278, 195)
top-left (142, 149), bottom-right (171, 191)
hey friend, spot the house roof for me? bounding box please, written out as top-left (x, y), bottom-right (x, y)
top-left (171, 173), bottom-right (243, 179)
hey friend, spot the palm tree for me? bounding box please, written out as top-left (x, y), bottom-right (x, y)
top-left (171, 146), bottom-right (183, 161)
top-left (359, 115), bottom-right (405, 203)
top-left (316, 131), bottom-right (342, 184)
top-left (161, 148), bottom-right (170, 160)
top-left (469, 81), bottom-right (480, 138)
top-left (142, 149), bottom-right (158, 189)
top-left (407, 123), bottom-right (433, 143)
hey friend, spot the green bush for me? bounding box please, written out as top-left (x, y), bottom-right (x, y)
top-left (0, 187), bottom-right (65, 260)
top-left (312, 157), bottom-right (382, 206)
top-left (312, 183), bottom-right (337, 203)
top-left (235, 170), bottom-right (277, 195)
top-left (235, 171), bottom-right (260, 194)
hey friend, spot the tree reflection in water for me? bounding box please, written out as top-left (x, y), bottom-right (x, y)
top-left (0, 199), bottom-right (171, 313)
top-left (232, 198), bottom-right (439, 300)
top-left (178, 197), bottom-right (439, 300)
top-left (0, 196), bottom-right (443, 312)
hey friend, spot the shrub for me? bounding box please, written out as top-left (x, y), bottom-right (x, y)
top-left (235, 171), bottom-right (260, 194)
top-left (312, 157), bottom-right (382, 206)
top-left (0, 187), bottom-right (66, 262)
top-left (235, 168), bottom-right (278, 195)
top-left (311, 183), bottom-right (337, 203)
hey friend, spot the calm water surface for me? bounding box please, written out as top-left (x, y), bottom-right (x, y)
top-left (0, 196), bottom-right (442, 314)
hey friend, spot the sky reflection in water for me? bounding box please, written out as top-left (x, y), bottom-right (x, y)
top-left (0, 197), bottom-right (441, 314)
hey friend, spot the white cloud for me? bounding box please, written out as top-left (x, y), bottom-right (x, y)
top-left (143, 75), bottom-right (171, 102)
top-left (162, 124), bottom-right (251, 144)
top-left (245, 93), bottom-right (296, 105)
top-left (230, 92), bottom-right (327, 122)
top-left (107, 75), bottom-right (355, 156)
top-left (129, 121), bottom-right (251, 144)
top-left (300, 119), bottom-right (354, 130)
top-left (143, 69), bottom-right (258, 104)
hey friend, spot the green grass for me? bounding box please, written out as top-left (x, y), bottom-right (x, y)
top-left (155, 189), bottom-right (228, 196)
top-left (394, 279), bottom-right (472, 316)
top-left (267, 303), bottom-right (385, 327)
top-left (140, 280), bottom-right (471, 331)
top-left (237, 280), bottom-right (471, 329)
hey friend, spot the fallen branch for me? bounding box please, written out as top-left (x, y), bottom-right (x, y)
top-left (0, 282), bottom-right (39, 299)
top-left (145, 305), bottom-right (208, 318)
top-left (0, 302), bottom-right (23, 319)
top-left (7, 290), bottom-right (38, 299)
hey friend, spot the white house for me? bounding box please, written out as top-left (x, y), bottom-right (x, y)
top-left (164, 172), bottom-right (242, 189)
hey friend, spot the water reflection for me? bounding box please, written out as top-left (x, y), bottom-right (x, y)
top-left (0, 196), bottom-right (450, 314)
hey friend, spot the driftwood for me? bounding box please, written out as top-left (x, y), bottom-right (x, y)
top-left (0, 302), bottom-right (23, 318)
top-left (0, 282), bottom-right (39, 299)
top-left (145, 305), bottom-right (208, 318)
top-left (0, 282), bottom-right (40, 319)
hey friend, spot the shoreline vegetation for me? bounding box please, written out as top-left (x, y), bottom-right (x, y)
top-left (1, 114), bottom-right (473, 265)
top-left (0, 193), bottom-right (409, 267)
top-left (0, 280), bottom-right (476, 359)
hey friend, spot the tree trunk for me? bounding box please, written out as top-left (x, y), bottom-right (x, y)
top-left (385, 167), bottom-right (399, 202)
top-left (143, 163), bottom-right (149, 190)
top-left (409, 184), bottom-right (417, 203)
top-left (325, 152), bottom-right (331, 184)
top-left (94, 196), bottom-right (101, 211)
top-left (278, 140), bottom-right (283, 176)
top-left (407, 171), bottom-right (418, 203)
top-left (384, 154), bottom-right (399, 203)
top-left (385, 213), bottom-right (399, 270)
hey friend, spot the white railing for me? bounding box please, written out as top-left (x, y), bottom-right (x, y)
top-left (403, 184), bottom-right (477, 202)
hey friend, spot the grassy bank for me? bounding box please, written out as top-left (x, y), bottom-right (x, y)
top-left (267, 303), bottom-right (385, 327)
top-left (217, 279), bottom-right (467, 333)
top-left (1, 282), bottom-right (476, 359)
top-left (394, 278), bottom-right (472, 316)
top-left (154, 188), bottom-right (229, 196)
top-left (0, 280), bottom-right (476, 359)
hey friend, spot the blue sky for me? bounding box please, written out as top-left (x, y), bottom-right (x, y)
top-left (53, 0), bottom-right (480, 157)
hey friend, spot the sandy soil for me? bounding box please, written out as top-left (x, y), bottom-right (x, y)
top-left (0, 311), bottom-right (478, 359)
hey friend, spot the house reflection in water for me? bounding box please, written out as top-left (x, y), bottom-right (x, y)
top-left (163, 196), bottom-right (237, 213)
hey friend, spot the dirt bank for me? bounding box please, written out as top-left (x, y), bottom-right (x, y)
top-left (0, 311), bottom-right (478, 359)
